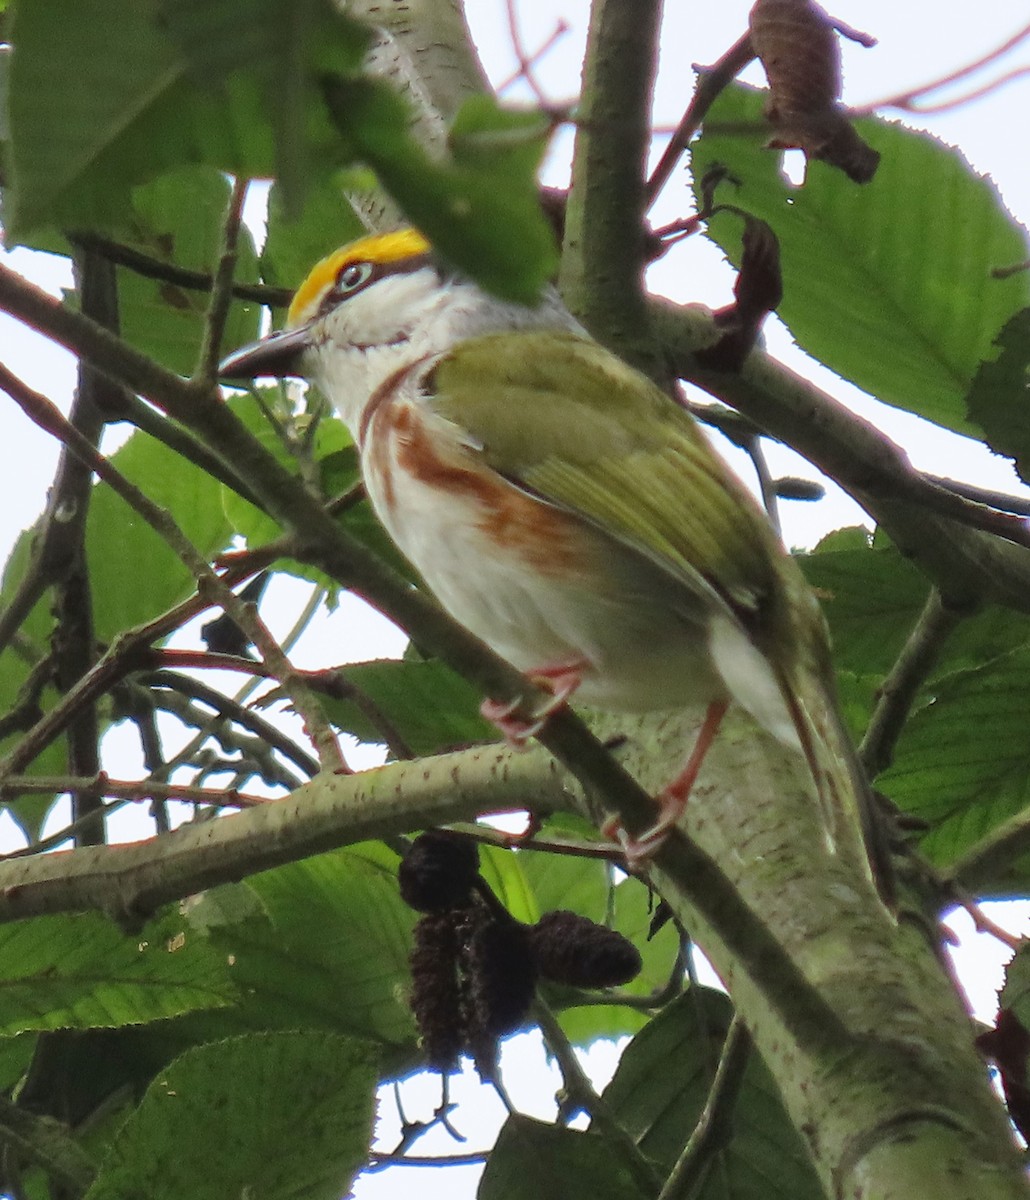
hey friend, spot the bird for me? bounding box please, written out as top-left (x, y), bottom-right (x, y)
top-left (219, 227), bottom-right (889, 890)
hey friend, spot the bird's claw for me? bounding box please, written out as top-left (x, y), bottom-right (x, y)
top-left (480, 664), bottom-right (583, 748)
top-left (480, 694), bottom-right (552, 747)
top-left (601, 790), bottom-right (685, 871)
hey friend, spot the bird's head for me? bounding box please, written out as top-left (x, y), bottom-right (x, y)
top-left (219, 227), bottom-right (577, 429)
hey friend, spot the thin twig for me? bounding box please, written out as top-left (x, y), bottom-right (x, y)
top-left (947, 885), bottom-right (1022, 952)
top-left (745, 435), bottom-right (781, 535)
top-left (0, 774), bottom-right (268, 813)
top-left (195, 177), bottom-right (249, 384)
top-left (857, 21), bottom-right (1030, 115)
top-left (950, 805), bottom-right (1030, 895)
top-left (142, 669), bottom-right (321, 780)
top-left (923, 474), bottom-right (1030, 517)
top-left (0, 364), bottom-right (347, 777)
top-left (70, 231), bottom-right (291, 308)
top-left (646, 32), bottom-right (755, 206)
top-left (0, 655), bottom-right (55, 741)
top-left (496, 7), bottom-right (570, 97)
top-left (658, 1017), bottom-right (752, 1200)
top-left (992, 259), bottom-right (1030, 281)
top-left (571, 936), bottom-right (687, 1010)
top-left (366, 1151), bottom-right (489, 1168)
top-left (312, 672), bottom-right (416, 761)
top-left (859, 590), bottom-right (963, 779)
top-left (0, 1094), bottom-right (96, 1194)
top-left (532, 999), bottom-right (663, 1198)
top-left (0, 552), bottom-right (264, 779)
top-left (450, 821), bottom-right (625, 863)
top-left (882, 67), bottom-right (1030, 116)
top-left (133, 582), bottom-right (328, 803)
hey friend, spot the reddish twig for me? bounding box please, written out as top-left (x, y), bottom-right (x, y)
top-left (497, 1), bottom-right (570, 99)
top-left (858, 20), bottom-right (1030, 115)
top-left (646, 32), bottom-right (755, 206)
top-left (0, 772), bottom-right (270, 814)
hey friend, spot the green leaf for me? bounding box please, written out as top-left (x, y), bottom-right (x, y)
top-left (966, 306), bottom-right (1030, 483)
top-left (877, 647), bottom-right (1030, 874)
top-left (210, 846), bottom-right (416, 1046)
top-left (117, 166), bottom-right (261, 374)
top-left (322, 80), bottom-right (559, 303)
top-left (478, 843), bottom-right (540, 926)
top-left (86, 430), bottom-right (232, 641)
top-left (0, 44), bottom-right (10, 142)
top-left (0, 910), bottom-right (235, 1035)
top-left (801, 536), bottom-right (1030, 684)
top-left (153, 0), bottom-right (369, 217)
top-left (602, 989), bottom-right (824, 1199)
top-left (262, 171), bottom-right (367, 292)
top-left (0, 1033), bottom-right (36, 1093)
top-left (800, 539), bottom-right (927, 677)
top-left (481, 1114), bottom-right (649, 1200)
top-left (0, 526), bottom-right (70, 836)
top-left (84, 1031), bottom-right (378, 1200)
top-left (691, 86), bottom-right (1030, 433)
top-left (6, 0), bottom-right (367, 238)
top-left (321, 659), bottom-right (495, 754)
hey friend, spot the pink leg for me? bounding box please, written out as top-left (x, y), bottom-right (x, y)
top-left (608, 700), bottom-right (729, 868)
top-left (481, 661), bottom-right (586, 748)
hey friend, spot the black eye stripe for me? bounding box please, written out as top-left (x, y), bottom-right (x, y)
top-left (316, 252), bottom-right (439, 317)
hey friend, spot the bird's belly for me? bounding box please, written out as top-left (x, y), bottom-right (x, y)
top-left (363, 439), bottom-right (725, 713)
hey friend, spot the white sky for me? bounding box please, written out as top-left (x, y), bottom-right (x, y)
top-left (1, 2), bottom-right (1029, 1196)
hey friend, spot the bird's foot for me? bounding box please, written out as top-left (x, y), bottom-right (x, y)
top-left (501, 811), bottom-right (544, 847)
top-left (602, 793), bottom-right (686, 871)
top-left (480, 662), bottom-right (585, 748)
top-left (602, 700), bottom-right (729, 869)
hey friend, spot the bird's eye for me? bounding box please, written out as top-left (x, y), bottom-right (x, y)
top-left (335, 261), bottom-right (374, 295)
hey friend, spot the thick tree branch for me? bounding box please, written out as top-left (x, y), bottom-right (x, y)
top-left (559, 0), bottom-right (663, 375)
top-left (651, 298), bottom-right (1030, 611)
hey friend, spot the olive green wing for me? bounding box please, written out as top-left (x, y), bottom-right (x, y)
top-left (429, 329), bottom-right (783, 623)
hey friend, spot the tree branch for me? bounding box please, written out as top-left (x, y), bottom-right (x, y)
top-left (658, 1017), bottom-right (751, 1200)
top-left (559, 0), bottom-right (664, 375)
top-left (646, 32), bottom-right (755, 206)
top-left (0, 1094), bottom-right (95, 1196)
top-left (69, 232), bottom-right (291, 308)
top-left (651, 297), bottom-right (1030, 612)
top-left (533, 998), bottom-right (663, 1198)
top-left (0, 364), bottom-right (346, 776)
top-left (193, 177), bottom-right (249, 386)
top-left (859, 590), bottom-right (963, 779)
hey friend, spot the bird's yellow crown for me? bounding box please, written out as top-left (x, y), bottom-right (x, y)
top-left (287, 228), bottom-right (431, 328)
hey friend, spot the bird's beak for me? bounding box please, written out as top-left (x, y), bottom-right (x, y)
top-left (218, 324), bottom-right (313, 382)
